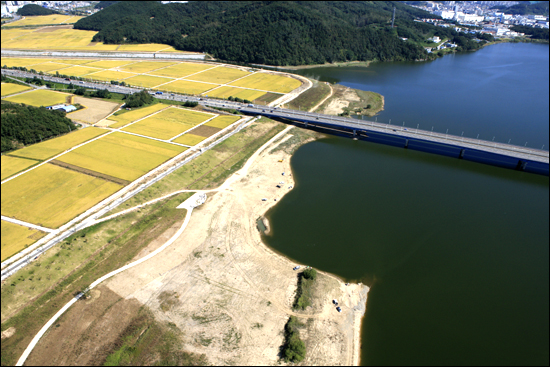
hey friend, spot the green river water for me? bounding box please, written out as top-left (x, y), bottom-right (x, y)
top-left (262, 43), bottom-right (549, 365)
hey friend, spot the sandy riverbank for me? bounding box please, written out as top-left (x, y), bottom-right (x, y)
top-left (24, 120), bottom-right (368, 365)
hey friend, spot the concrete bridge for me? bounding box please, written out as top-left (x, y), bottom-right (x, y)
top-left (3, 68), bottom-right (548, 176)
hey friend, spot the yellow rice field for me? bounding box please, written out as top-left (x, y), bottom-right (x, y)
top-left (1, 221), bottom-right (47, 262)
top-left (123, 74), bottom-right (174, 88)
top-left (6, 15), bottom-right (84, 27)
top-left (1, 57), bottom-right (49, 67)
top-left (1, 156), bottom-right (39, 180)
top-left (84, 60), bottom-right (137, 69)
top-left (1, 28), bottom-right (118, 51)
top-left (204, 115), bottom-right (241, 129)
top-left (52, 65), bottom-right (101, 77)
top-left (86, 69), bottom-right (136, 81)
top-left (151, 62), bottom-right (216, 78)
top-left (56, 132), bottom-right (187, 181)
top-left (122, 107), bottom-right (212, 140)
top-left (172, 133), bottom-right (206, 146)
top-left (118, 61), bottom-right (178, 73)
top-left (8, 127), bottom-right (107, 161)
top-left (28, 62), bottom-right (72, 72)
top-left (108, 104), bottom-right (168, 129)
top-left (4, 89), bottom-right (70, 107)
top-left (160, 79), bottom-right (217, 95)
top-left (1, 164), bottom-right (122, 229)
top-left (186, 66), bottom-right (250, 84)
top-left (204, 86), bottom-right (266, 100)
top-left (230, 72), bottom-right (301, 93)
top-left (1, 82), bottom-right (31, 97)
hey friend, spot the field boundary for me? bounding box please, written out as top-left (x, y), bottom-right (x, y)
top-left (48, 160), bottom-right (130, 186)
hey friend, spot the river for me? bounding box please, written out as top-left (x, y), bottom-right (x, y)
top-left (263, 43), bottom-right (549, 365)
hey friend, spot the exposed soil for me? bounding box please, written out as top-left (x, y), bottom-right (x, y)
top-left (48, 160), bottom-right (130, 186)
top-left (35, 25), bottom-right (73, 33)
top-left (68, 96), bottom-right (120, 125)
top-left (191, 124), bottom-right (221, 137)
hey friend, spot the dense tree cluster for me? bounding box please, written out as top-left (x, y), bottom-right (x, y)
top-left (491, 1), bottom-right (549, 16)
top-left (16, 4), bottom-right (58, 16)
top-left (123, 90), bottom-right (154, 108)
top-left (282, 316), bottom-right (306, 362)
top-left (74, 1), bottom-right (466, 66)
top-left (511, 25), bottom-right (549, 40)
top-left (94, 1), bottom-right (120, 10)
top-left (1, 103), bottom-right (77, 153)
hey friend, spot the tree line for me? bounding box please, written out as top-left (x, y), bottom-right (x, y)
top-left (16, 4), bottom-right (59, 16)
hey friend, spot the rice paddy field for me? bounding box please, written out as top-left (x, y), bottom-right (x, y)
top-left (204, 115), bottom-right (241, 129)
top-left (159, 79), bottom-right (216, 95)
top-left (205, 86), bottom-right (266, 100)
top-left (1, 221), bottom-right (47, 262)
top-left (51, 65), bottom-right (101, 77)
top-left (186, 66), bottom-right (250, 84)
top-left (118, 61), bottom-right (178, 73)
top-left (230, 72), bottom-right (302, 93)
top-left (1, 82), bottom-right (31, 96)
top-left (1, 163), bottom-right (122, 229)
top-left (3, 89), bottom-right (70, 107)
top-left (55, 132), bottom-right (187, 181)
top-left (121, 107), bottom-right (212, 140)
top-left (152, 63), bottom-right (216, 78)
top-left (123, 74), bottom-right (174, 88)
top-left (7, 127), bottom-right (108, 161)
top-left (1, 156), bottom-right (40, 181)
top-left (5, 15), bottom-right (84, 27)
top-left (85, 69), bottom-right (136, 81)
top-left (107, 104), bottom-right (168, 129)
top-left (84, 60), bottom-right (136, 69)
top-left (172, 133), bottom-right (207, 146)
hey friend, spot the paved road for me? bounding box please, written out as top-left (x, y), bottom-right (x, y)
top-left (0, 216), bottom-right (55, 233)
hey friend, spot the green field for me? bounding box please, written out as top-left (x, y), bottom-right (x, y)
top-left (1, 156), bottom-right (40, 180)
top-left (186, 66), bottom-right (250, 84)
top-left (118, 61), bottom-right (178, 73)
top-left (1, 221), bottom-right (47, 262)
top-left (1, 82), bottom-right (31, 97)
top-left (1, 164), bottom-right (122, 229)
top-left (108, 104), bottom-right (168, 128)
top-left (123, 75), bottom-right (174, 88)
top-left (204, 85), bottom-right (266, 100)
top-left (158, 79), bottom-right (216, 95)
top-left (172, 133), bottom-right (207, 146)
top-left (122, 107), bottom-right (212, 140)
top-left (56, 132), bottom-right (187, 181)
top-left (230, 72), bottom-right (302, 93)
top-left (7, 127), bottom-right (107, 161)
top-left (4, 89), bottom-right (70, 107)
top-left (152, 62), bottom-right (216, 78)
top-left (204, 115), bottom-right (241, 129)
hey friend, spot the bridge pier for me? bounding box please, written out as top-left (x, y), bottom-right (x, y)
top-left (516, 160), bottom-right (528, 171)
top-left (404, 139), bottom-right (409, 149)
top-left (459, 149), bottom-right (465, 159)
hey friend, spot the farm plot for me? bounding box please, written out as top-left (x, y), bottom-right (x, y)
top-left (1, 221), bottom-right (47, 262)
top-left (186, 66), bottom-right (250, 84)
top-left (172, 133), bottom-right (207, 146)
top-left (85, 70), bottom-right (136, 82)
top-left (229, 72), bottom-right (302, 93)
top-left (6, 15), bottom-right (84, 27)
top-left (44, 59), bottom-right (96, 65)
top-left (123, 75), bottom-right (174, 88)
top-left (1, 156), bottom-right (39, 180)
top-left (0, 57), bottom-right (48, 67)
top-left (122, 107), bottom-right (212, 140)
top-left (1, 82), bottom-right (31, 97)
top-left (51, 65), bottom-right (101, 77)
top-left (27, 62), bottom-right (72, 73)
top-left (118, 61), bottom-right (178, 73)
top-left (151, 62), bottom-right (216, 78)
top-left (1, 164), bottom-right (122, 229)
top-left (1, 28), bottom-right (118, 51)
top-left (8, 127), bottom-right (108, 161)
top-left (159, 80), bottom-right (216, 95)
top-left (67, 96), bottom-right (120, 125)
top-left (204, 115), bottom-right (241, 129)
top-left (107, 103), bottom-right (168, 129)
top-left (84, 60), bottom-right (137, 69)
top-left (204, 86), bottom-right (266, 100)
top-left (4, 89), bottom-right (70, 107)
top-left (56, 132), bottom-right (187, 182)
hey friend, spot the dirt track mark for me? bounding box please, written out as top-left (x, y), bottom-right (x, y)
top-left (49, 159), bottom-right (130, 186)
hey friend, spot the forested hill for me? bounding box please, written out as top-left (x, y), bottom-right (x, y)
top-left (74, 1), bottom-right (483, 66)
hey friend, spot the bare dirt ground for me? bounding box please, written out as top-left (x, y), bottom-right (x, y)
top-left (67, 96), bottom-right (120, 125)
top-left (319, 84), bottom-right (384, 117)
top-left (24, 124), bottom-right (369, 365)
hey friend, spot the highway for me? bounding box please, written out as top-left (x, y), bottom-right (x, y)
top-left (2, 68), bottom-right (547, 165)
